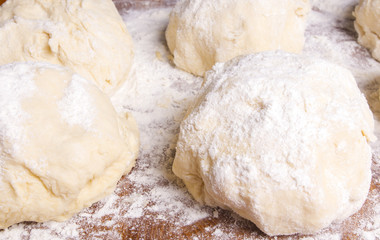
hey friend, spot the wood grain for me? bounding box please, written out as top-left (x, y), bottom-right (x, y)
top-left (0, 1), bottom-right (378, 240)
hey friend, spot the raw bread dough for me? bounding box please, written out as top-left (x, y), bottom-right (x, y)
top-left (165, 0), bottom-right (310, 76)
top-left (173, 52), bottom-right (375, 236)
top-left (0, 0), bottom-right (134, 95)
top-left (354, 0), bottom-right (380, 62)
top-left (0, 62), bottom-right (139, 229)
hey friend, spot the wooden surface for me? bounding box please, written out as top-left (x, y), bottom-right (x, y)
top-left (0, 0), bottom-right (378, 239)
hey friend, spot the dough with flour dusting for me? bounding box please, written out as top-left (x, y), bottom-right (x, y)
top-left (0, 62), bottom-right (139, 229)
top-left (354, 0), bottom-right (380, 62)
top-left (173, 52), bottom-right (375, 236)
top-left (0, 0), bottom-right (134, 95)
top-left (165, 0), bottom-right (310, 76)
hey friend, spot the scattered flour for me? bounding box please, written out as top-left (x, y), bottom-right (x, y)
top-left (0, 1), bottom-right (379, 239)
top-left (57, 74), bottom-right (95, 131)
top-left (310, 0), bottom-right (358, 19)
top-left (0, 63), bottom-right (37, 155)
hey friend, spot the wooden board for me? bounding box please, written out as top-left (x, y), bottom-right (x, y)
top-left (0, 1), bottom-right (378, 239)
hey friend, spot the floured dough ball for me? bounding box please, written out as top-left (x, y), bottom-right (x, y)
top-left (165, 0), bottom-right (310, 76)
top-left (354, 0), bottom-right (380, 62)
top-left (173, 52), bottom-right (375, 236)
top-left (0, 62), bottom-right (139, 229)
top-left (0, 0), bottom-right (134, 95)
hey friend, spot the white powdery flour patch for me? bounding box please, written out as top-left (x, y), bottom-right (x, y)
top-left (355, 188), bottom-right (380, 240)
top-left (146, 185), bottom-right (209, 225)
top-left (0, 220), bottom-right (79, 240)
top-left (121, 193), bottom-right (147, 219)
top-left (298, 233), bottom-right (342, 240)
top-left (0, 63), bottom-right (37, 155)
top-left (0, 62), bottom-right (39, 187)
top-left (58, 74), bottom-right (95, 130)
top-left (112, 7), bottom-right (208, 227)
top-left (310, 0), bottom-right (358, 19)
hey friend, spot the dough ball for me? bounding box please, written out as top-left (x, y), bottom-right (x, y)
top-left (0, 62), bottom-right (139, 229)
top-left (0, 0), bottom-right (134, 95)
top-left (173, 52), bottom-right (375, 236)
top-left (354, 0), bottom-right (380, 62)
top-left (165, 0), bottom-right (310, 76)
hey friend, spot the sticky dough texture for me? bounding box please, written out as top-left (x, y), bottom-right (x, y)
top-left (0, 0), bottom-right (134, 95)
top-left (165, 0), bottom-right (310, 76)
top-left (354, 0), bottom-right (380, 62)
top-left (0, 62), bottom-right (139, 229)
top-left (173, 52), bottom-right (375, 236)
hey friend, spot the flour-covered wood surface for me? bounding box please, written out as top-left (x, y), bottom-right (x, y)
top-left (0, 0), bottom-right (379, 239)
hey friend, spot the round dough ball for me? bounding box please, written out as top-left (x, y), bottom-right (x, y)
top-left (0, 62), bottom-right (139, 229)
top-left (165, 0), bottom-right (310, 76)
top-left (354, 0), bottom-right (380, 62)
top-left (0, 0), bottom-right (134, 95)
top-left (173, 52), bottom-right (375, 236)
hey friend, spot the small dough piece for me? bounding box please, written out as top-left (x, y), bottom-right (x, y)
top-left (354, 0), bottom-right (380, 62)
top-left (165, 0), bottom-right (310, 76)
top-left (0, 62), bottom-right (139, 229)
top-left (0, 0), bottom-right (134, 95)
top-left (173, 52), bottom-right (375, 236)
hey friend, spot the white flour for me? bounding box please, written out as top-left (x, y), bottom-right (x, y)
top-left (0, 1), bottom-right (379, 239)
top-left (0, 63), bottom-right (37, 155)
top-left (310, 0), bottom-right (358, 19)
top-left (58, 74), bottom-right (95, 131)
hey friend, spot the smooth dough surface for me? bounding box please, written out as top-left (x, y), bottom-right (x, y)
top-left (354, 0), bottom-right (380, 62)
top-left (165, 0), bottom-right (310, 76)
top-left (0, 0), bottom-right (134, 95)
top-left (173, 52), bottom-right (375, 236)
top-left (0, 62), bottom-right (139, 229)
